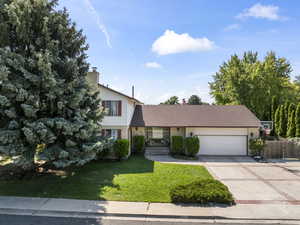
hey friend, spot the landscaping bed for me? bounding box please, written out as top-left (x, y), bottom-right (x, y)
top-left (0, 156), bottom-right (233, 204)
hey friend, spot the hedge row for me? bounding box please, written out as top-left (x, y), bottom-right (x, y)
top-left (171, 136), bottom-right (200, 157)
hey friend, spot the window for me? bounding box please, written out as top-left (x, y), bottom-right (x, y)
top-left (102, 101), bottom-right (122, 116)
top-left (102, 129), bottom-right (121, 140)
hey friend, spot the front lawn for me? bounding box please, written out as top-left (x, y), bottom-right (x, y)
top-left (0, 156), bottom-right (212, 203)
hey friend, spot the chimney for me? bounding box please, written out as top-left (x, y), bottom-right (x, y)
top-left (132, 85), bottom-right (135, 98)
top-left (92, 67), bottom-right (97, 73)
top-left (87, 66), bottom-right (100, 86)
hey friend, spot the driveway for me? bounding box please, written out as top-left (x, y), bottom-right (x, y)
top-left (147, 154), bottom-right (300, 205)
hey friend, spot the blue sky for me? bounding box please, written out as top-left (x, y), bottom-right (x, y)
top-left (59, 0), bottom-right (300, 104)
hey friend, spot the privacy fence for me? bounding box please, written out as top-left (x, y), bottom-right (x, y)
top-left (263, 140), bottom-right (300, 159)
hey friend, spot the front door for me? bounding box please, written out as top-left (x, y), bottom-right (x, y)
top-left (145, 127), bottom-right (170, 147)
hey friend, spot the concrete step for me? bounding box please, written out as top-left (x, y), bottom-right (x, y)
top-left (145, 147), bottom-right (170, 155)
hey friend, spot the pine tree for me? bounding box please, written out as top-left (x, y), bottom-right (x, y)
top-left (274, 106), bottom-right (281, 136)
top-left (287, 103), bottom-right (296, 137)
top-left (0, 0), bottom-right (104, 170)
top-left (296, 103), bottom-right (300, 137)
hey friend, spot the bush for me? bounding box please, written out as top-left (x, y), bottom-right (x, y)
top-left (185, 136), bottom-right (200, 157)
top-left (132, 136), bottom-right (145, 154)
top-left (249, 138), bottom-right (265, 156)
top-left (113, 139), bottom-right (129, 160)
top-left (170, 179), bottom-right (234, 204)
top-left (171, 136), bottom-right (184, 155)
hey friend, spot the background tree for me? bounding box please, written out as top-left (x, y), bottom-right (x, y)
top-left (287, 103), bottom-right (296, 137)
top-left (296, 103), bottom-right (300, 137)
top-left (210, 51), bottom-right (297, 120)
top-left (278, 105), bottom-right (286, 137)
top-left (0, 0), bottom-right (104, 170)
top-left (274, 106), bottom-right (281, 136)
top-left (161, 96), bottom-right (179, 105)
top-left (270, 96), bottom-right (278, 136)
top-left (188, 95), bottom-right (202, 105)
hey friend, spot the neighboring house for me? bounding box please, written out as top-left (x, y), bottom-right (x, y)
top-left (87, 68), bottom-right (142, 141)
top-left (130, 105), bottom-right (260, 156)
top-left (87, 68), bottom-right (260, 156)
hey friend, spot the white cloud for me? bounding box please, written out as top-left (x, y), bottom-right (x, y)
top-left (152, 30), bottom-right (215, 55)
top-left (84, 0), bottom-right (112, 48)
top-left (224, 24), bottom-right (240, 31)
top-left (145, 62), bottom-right (162, 69)
top-left (237, 3), bottom-right (283, 21)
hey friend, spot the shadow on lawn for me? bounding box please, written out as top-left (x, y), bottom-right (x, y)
top-left (0, 155), bottom-right (154, 201)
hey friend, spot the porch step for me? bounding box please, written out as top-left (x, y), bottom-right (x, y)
top-left (145, 147), bottom-right (170, 155)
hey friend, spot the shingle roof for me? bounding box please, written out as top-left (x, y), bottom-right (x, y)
top-left (130, 105), bottom-right (260, 127)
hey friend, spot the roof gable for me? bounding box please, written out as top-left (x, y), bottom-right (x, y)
top-left (99, 84), bottom-right (142, 104)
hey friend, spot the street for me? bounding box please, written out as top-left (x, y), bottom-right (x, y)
top-left (0, 214), bottom-right (293, 225)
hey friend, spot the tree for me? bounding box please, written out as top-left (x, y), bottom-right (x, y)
top-left (188, 95), bottom-right (202, 105)
top-left (210, 51), bottom-right (297, 120)
top-left (287, 103), bottom-right (296, 137)
top-left (274, 106), bottom-right (281, 136)
top-left (270, 96), bottom-right (278, 136)
top-left (0, 0), bottom-right (104, 170)
top-left (278, 105), bottom-right (286, 137)
top-left (296, 103), bottom-right (300, 137)
top-left (161, 96), bottom-right (179, 105)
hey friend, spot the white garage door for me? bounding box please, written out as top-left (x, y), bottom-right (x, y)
top-left (197, 135), bottom-right (247, 156)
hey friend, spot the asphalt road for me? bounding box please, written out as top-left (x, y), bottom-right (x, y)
top-left (0, 214), bottom-right (292, 225)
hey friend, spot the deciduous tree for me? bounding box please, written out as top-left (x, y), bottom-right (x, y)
top-left (188, 95), bottom-right (202, 105)
top-left (161, 96), bottom-right (179, 105)
top-left (210, 51), bottom-right (297, 120)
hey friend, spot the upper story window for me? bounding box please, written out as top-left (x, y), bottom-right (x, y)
top-left (102, 100), bottom-right (122, 116)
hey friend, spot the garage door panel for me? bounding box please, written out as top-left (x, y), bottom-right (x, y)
top-left (197, 135), bottom-right (247, 156)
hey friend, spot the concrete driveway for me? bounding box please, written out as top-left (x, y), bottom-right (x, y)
top-left (147, 154), bottom-right (300, 205)
top-left (204, 156), bottom-right (300, 205)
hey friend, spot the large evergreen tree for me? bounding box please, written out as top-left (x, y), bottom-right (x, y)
top-left (0, 0), bottom-right (104, 169)
top-left (296, 103), bottom-right (300, 137)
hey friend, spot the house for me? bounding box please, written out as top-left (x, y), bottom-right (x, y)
top-left (87, 68), bottom-right (260, 156)
top-left (87, 68), bottom-right (142, 141)
top-left (130, 105), bottom-right (260, 155)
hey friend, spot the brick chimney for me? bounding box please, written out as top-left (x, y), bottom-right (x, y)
top-left (87, 67), bottom-right (100, 87)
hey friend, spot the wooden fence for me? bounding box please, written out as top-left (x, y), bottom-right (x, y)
top-left (263, 140), bottom-right (300, 159)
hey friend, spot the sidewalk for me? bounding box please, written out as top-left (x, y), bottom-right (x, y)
top-left (0, 196), bottom-right (300, 223)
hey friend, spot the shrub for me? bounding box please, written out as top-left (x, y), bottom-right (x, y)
top-left (132, 136), bottom-right (145, 154)
top-left (171, 136), bottom-right (184, 155)
top-left (249, 138), bottom-right (265, 156)
top-left (185, 136), bottom-right (200, 157)
top-left (113, 139), bottom-right (129, 160)
top-left (170, 179), bottom-right (234, 204)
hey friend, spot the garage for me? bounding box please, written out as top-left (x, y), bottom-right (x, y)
top-left (197, 135), bottom-right (247, 156)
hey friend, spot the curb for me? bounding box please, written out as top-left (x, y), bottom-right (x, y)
top-left (0, 208), bottom-right (300, 222)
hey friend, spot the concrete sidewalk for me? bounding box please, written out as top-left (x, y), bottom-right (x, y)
top-left (0, 196), bottom-right (300, 222)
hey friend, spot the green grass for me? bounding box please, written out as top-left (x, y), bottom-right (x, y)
top-left (0, 155), bottom-right (212, 202)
